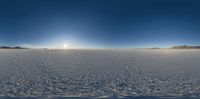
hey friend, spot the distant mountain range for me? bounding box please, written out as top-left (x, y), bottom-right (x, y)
top-left (1, 45), bottom-right (200, 49)
top-left (171, 45), bottom-right (200, 49)
top-left (0, 46), bottom-right (27, 49)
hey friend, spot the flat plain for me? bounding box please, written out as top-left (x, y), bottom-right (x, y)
top-left (0, 49), bottom-right (200, 98)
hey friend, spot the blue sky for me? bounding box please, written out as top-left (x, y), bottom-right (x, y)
top-left (1, 0), bottom-right (200, 48)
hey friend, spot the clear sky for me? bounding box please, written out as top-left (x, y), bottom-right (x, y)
top-left (1, 0), bottom-right (200, 48)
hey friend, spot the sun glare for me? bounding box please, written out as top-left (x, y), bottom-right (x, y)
top-left (63, 43), bottom-right (68, 49)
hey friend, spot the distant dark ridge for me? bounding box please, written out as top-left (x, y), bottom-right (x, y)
top-left (151, 47), bottom-right (160, 49)
top-left (0, 46), bottom-right (27, 49)
top-left (171, 45), bottom-right (200, 49)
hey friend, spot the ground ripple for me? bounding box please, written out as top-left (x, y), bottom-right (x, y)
top-left (1, 49), bottom-right (200, 98)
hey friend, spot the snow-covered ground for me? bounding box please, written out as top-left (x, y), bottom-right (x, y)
top-left (0, 49), bottom-right (200, 98)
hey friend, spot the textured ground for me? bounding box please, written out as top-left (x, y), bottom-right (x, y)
top-left (0, 49), bottom-right (200, 98)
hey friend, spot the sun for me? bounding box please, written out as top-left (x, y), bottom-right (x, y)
top-left (63, 43), bottom-right (68, 49)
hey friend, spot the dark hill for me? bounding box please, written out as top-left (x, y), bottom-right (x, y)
top-left (0, 46), bottom-right (27, 49)
top-left (171, 45), bottom-right (200, 49)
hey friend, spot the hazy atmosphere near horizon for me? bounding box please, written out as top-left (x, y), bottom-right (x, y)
top-left (1, 0), bottom-right (200, 48)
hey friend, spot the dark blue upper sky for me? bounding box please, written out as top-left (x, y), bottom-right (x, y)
top-left (1, 0), bottom-right (200, 48)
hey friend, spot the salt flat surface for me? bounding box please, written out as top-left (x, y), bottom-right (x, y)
top-left (0, 49), bottom-right (200, 98)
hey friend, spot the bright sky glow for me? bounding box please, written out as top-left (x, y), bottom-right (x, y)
top-left (63, 43), bottom-right (68, 49)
